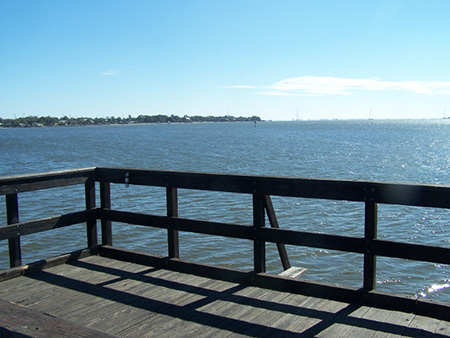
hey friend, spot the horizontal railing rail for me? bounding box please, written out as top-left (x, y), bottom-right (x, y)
top-left (96, 167), bottom-right (450, 208)
top-left (0, 168), bottom-right (95, 195)
top-left (1, 166), bottom-right (450, 320)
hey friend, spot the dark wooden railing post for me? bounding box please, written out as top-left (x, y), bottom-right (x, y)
top-left (253, 193), bottom-right (266, 273)
top-left (6, 193), bottom-right (21, 267)
top-left (167, 187), bottom-right (179, 258)
top-left (264, 195), bottom-right (291, 271)
top-left (85, 177), bottom-right (97, 247)
top-left (363, 201), bottom-right (378, 291)
top-left (100, 181), bottom-right (112, 246)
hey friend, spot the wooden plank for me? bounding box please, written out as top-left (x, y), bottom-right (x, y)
top-left (287, 299), bottom-right (352, 336)
top-left (185, 288), bottom-right (294, 338)
top-left (0, 210), bottom-right (96, 241)
top-left (98, 246), bottom-right (252, 285)
top-left (117, 277), bottom-right (238, 337)
top-left (0, 167), bottom-right (95, 195)
top-left (98, 246), bottom-right (450, 322)
top-left (19, 265), bottom-right (178, 334)
top-left (95, 167), bottom-right (450, 207)
top-left (315, 305), bottom-right (371, 337)
top-left (225, 291), bottom-right (316, 338)
top-left (258, 227), bottom-right (365, 254)
top-left (344, 306), bottom-right (392, 337)
top-left (100, 209), bottom-right (254, 240)
top-left (264, 227), bottom-right (450, 265)
top-left (254, 272), bottom-right (362, 304)
top-left (434, 320), bottom-right (450, 336)
top-left (405, 314), bottom-right (441, 337)
top-left (102, 208), bottom-right (450, 266)
top-left (264, 195), bottom-right (291, 270)
top-left (0, 298), bottom-right (117, 338)
top-left (363, 201), bottom-right (377, 291)
top-left (0, 246), bottom-right (98, 282)
top-left (167, 187), bottom-right (179, 258)
top-left (100, 181), bottom-right (112, 245)
top-left (0, 274), bottom-right (61, 306)
top-left (253, 194), bottom-right (266, 273)
top-left (117, 277), bottom-right (239, 337)
top-left (2, 166), bottom-right (445, 209)
top-left (1, 254), bottom-right (447, 337)
top-left (279, 266), bottom-right (307, 278)
top-left (49, 266), bottom-right (173, 322)
top-left (371, 310), bottom-right (415, 337)
top-left (371, 239), bottom-right (450, 265)
top-left (57, 260), bottom-right (239, 336)
top-left (246, 294), bottom-right (322, 336)
top-left (6, 193), bottom-right (21, 267)
top-left (85, 177), bottom-right (97, 247)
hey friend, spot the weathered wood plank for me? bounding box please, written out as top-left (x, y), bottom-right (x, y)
top-left (0, 298), bottom-right (117, 338)
top-left (98, 246), bottom-right (450, 322)
top-left (167, 186), bottom-right (179, 258)
top-left (49, 267), bottom-right (172, 322)
top-left (253, 193), bottom-right (266, 273)
top-left (0, 209), bottom-right (96, 241)
top-left (279, 266), bottom-right (307, 278)
top-left (344, 306), bottom-right (392, 337)
top-left (0, 167), bottom-right (95, 195)
top-left (188, 289), bottom-right (291, 338)
top-left (100, 181), bottom-right (112, 245)
top-left (95, 167), bottom-right (450, 207)
top-left (100, 209), bottom-right (254, 240)
top-left (225, 292), bottom-right (317, 338)
top-left (435, 320), bottom-right (450, 336)
top-left (85, 177), bottom-right (97, 247)
top-left (252, 295), bottom-right (325, 336)
top-left (0, 246), bottom-right (98, 282)
top-left (102, 209), bottom-right (365, 256)
top-left (364, 201), bottom-right (377, 291)
top-left (98, 245), bottom-right (252, 284)
top-left (315, 305), bottom-right (371, 337)
top-left (405, 314), bottom-right (442, 337)
top-left (120, 279), bottom-right (241, 337)
top-left (287, 299), bottom-right (352, 337)
top-left (371, 310), bottom-right (415, 337)
top-left (6, 193), bottom-right (21, 267)
top-left (101, 209), bottom-right (450, 265)
top-left (371, 239), bottom-right (450, 264)
top-left (1, 254), bottom-right (447, 338)
top-left (117, 278), bottom-right (238, 337)
top-left (264, 194), bottom-right (291, 270)
top-left (258, 227), bottom-right (366, 253)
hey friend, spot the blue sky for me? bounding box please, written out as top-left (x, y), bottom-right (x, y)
top-left (1, 1), bottom-right (450, 121)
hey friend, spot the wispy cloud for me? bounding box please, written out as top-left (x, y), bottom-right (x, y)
top-left (222, 85), bottom-right (256, 89)
top-left (101, 70), bottom-right (119, 76)
top-left (226, 76), bottom-right (450, 96)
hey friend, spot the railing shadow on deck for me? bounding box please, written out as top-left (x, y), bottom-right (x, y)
top-left (24, 257), bottom-right (448, 337)
top-left (0, 166), bottom-right (450, 321)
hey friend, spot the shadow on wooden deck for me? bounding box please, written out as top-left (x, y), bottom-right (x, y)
top-left (1, 255), bottom-right (446, 337)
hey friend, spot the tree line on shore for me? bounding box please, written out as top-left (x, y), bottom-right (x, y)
top-left (0, 114), bottom-right (261, 128)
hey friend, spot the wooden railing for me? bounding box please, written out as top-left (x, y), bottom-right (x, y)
top-left (1, 167), bottom-right (450, 319)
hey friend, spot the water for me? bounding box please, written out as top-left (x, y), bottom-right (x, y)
top-left (1, 119), bottom-right (450, 301)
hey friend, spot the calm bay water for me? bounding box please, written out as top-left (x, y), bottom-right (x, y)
top-left (1, 119), bottom-right (449, 301)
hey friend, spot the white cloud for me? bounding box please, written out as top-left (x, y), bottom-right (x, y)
top-left (101, 70), bottom-right (119, 76)
top-left (257, 91), bottom-right (299, 96)
top-left (227, 76), bottom-right (450, 96)
top-left (222, 85), bottom-right (256, 89)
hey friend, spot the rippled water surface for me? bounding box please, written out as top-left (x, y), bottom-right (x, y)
top-left (1, 119), bottom-right (449, 301)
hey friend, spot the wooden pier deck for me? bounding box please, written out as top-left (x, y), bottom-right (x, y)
top-left (0, 252), bottom-right (449, 337)
top-left (1, 167), bottom-right (450, 337)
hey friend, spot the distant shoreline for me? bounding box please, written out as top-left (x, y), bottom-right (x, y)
top-left (0, 114), bottom-right (261, 129)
